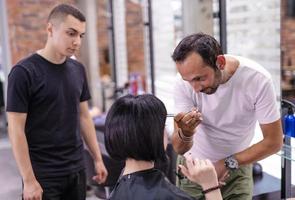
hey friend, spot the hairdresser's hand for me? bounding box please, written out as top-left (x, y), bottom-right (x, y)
top-left (174, 107), bottom-right (202, 136)
top-left (179, 154), bottom-right (219, 190)
top-left (93, 160), bottom-right (108, 184)
top-left (23, 178), bottom-right (43, 200)
top-left (214, 159), bottom-right (230, 183)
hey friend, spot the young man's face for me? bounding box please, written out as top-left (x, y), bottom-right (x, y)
top-left (49, 15), bottom-right (86, 57)
top-left (176, 52), bottom-right (222, 94)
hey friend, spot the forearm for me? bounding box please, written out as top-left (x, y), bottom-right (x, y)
top-left (180, 155), bottom-right (222, 200)
top-left (171, 129), bottom-right (193, 155)
top-left (80, 115), bottom-right (103, 162)
top-left (200, 172), bottom-right (222, 200)
top-left (235, 120), bottom-right (283, 166)
top-left (235, 138), bottom-right (282, 166)
top-left (7, 112), bottom-right (37, 183)
top-left (204, 190), bottom-right (222, 200)
top-left (9, 130), bottom-right (36, 182)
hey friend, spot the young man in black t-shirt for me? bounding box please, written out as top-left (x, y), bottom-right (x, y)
top-left (6, 4), bottom-right (107, 200)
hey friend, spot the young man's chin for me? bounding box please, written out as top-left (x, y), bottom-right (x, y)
top-left (65, 52), bottom-right (75, 58)
top-left (65, 48), bottom-right (76, 55)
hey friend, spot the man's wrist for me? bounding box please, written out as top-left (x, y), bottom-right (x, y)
top-left (94, 156), bottom-right (103, 163)
top-left (177, 128), bottom-right (193, 143)
top-left (182, 129), bottom-right (194, 137)
top-left (91, 152), bottom-right (103, 163)
top-left (23, 174), bottom-right (37, 184)
top-left (224, 155), bottom-right (239, 170)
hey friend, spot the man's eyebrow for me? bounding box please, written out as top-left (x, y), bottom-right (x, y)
top-left (183, 76), bottom-right (201, 82)
top-left (67, 28), bottom-right (85, 35)
top-left (68, 28), bottom-right (78, 33)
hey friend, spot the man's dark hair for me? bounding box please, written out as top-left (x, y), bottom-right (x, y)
top-left (105, 94), bottom-right (167, 162)
top-left (172, 33), bottom-right (223, 70)
top-left (47, 3), bottom-right (85, 23)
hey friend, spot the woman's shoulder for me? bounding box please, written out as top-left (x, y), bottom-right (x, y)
top-left (109, 169), bottom-right (194, 200)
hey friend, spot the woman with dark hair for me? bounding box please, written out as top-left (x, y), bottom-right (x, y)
top-left (105, 94), bottom-right (222, 200)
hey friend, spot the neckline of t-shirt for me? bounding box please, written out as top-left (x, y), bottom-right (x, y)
top-left (219, 61), bottom-right (242, 88)
top-left (34, 53), bottom-right (67, 67)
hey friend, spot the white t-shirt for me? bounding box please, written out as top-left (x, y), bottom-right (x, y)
top-left (173, 55), bottom-right (280, 162)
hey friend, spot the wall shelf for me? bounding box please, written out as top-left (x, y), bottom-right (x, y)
top-left (277, 138), bottom-right (294, 161)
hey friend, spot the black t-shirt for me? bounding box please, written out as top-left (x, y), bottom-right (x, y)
top-left (6, 53), bottom-right (91, 178)
top-left (109, 168), bottom-right (195, 200)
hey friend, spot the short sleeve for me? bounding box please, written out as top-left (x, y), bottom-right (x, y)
top-left (6, 66), bottom-right (31, 113)
top-left (255, 78), bottom-right (280, 124)
top-left (80, 66), bottom-right (91, 102)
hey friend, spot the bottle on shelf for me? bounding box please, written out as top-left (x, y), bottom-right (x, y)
top-left (284, 106), bottom-right (295, 137)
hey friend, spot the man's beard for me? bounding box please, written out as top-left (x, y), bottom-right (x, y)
top-left (200, 86), bottom-right (219, 94)
top-left (200, 70), bottom-right (221, 94)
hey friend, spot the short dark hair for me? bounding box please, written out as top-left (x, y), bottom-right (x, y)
top-left (172, 33), bottom-right (223, 70)
top-left (47, 3), bottom-right (85, 23)
top-left (105, 94), bottom-right (167, 162)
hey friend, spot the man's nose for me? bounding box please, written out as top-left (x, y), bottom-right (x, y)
top-left (191, 81), bottom-right (202, 92)
top-left (73, 36), bottom-right (81, 46)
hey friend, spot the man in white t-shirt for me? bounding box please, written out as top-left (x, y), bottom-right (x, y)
top-left (171, 33), bottom-right (283, 200)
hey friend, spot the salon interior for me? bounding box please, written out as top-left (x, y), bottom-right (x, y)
top-left (1, 0), bottom-right (295, 199)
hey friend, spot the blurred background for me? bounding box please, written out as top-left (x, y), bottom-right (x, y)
top-left (1, 0), bottom-right (295, 199)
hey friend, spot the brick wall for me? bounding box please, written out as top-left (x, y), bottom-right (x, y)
top-left (95, 0), bottom-right (146, 78)
top-left (6, 0), bottom-right (75, 65)
top-left (96, 0), bottom-right (110, 76)
top-left (125, 0), bottom-right (145, 75)
top-left (281, 0), bottom-right (295, 68)
top-left (6, 0), bottom-right (146, 78)
top-left (281, 0), bottom-right (295, 99)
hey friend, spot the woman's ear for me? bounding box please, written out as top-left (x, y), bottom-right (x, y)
top-left (216, 55), bottom-right (226, 70)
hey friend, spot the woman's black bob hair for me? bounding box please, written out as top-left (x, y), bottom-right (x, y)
top-left (105, 94), bottom-right (167, 162)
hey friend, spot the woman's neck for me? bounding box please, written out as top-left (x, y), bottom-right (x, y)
top-left (123, 158), bottom-right (154, 175)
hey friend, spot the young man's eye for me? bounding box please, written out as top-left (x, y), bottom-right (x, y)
top-left (67, 32), bottom-right (76, 36)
